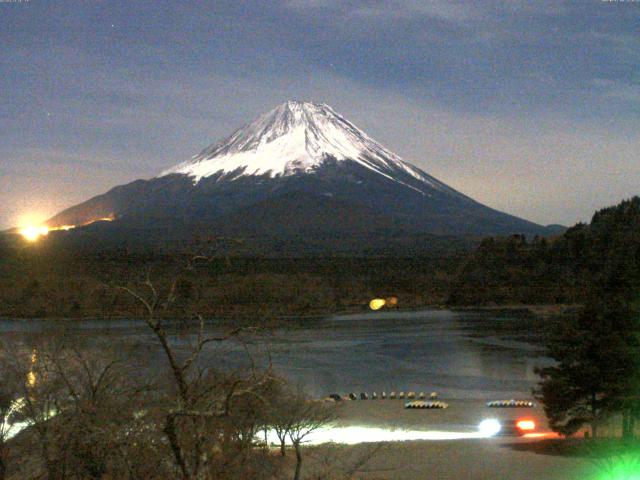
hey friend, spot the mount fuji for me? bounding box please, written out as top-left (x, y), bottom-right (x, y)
top-left (44, 101), bottom-right (557, 253)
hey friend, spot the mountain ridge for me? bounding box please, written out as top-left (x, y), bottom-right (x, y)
top-left (41, 100), bottom-right (557, 253)
top-left (159, 100), bottom-right (463, 199)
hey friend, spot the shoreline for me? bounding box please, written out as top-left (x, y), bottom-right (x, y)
top-left (0, 303), bottom-right (580, 323)
top-left (334, 398), bottom-right (549, 432)
top-left (296, 400), bottom-right (596, 480)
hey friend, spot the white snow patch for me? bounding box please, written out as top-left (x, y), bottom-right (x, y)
top-left (160, 101), bottom-right (458, 196)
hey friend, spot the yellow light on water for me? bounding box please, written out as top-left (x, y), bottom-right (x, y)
top-left (369, 298), bottom-right (386, 311)
top-left (386, 296), bottom-right (398, 307)
top-left (27, 348), bottom-right (37, 387)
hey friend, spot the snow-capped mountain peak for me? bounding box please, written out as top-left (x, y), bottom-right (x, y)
top-left (160, 100), bottom-right (450, 194)
top-left (45, 100), bottom-right (551, 244)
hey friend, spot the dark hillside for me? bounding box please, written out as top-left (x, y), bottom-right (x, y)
top-left (448, 197), bottom-right (640, 305)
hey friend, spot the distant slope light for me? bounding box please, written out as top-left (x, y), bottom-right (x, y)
top-left (19, 225), bottom-right (50, 242)
top-left (17, 216), bottom-right (114, 242)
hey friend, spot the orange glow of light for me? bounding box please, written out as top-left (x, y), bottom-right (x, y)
top-left (523, 432), bottom-right (559, 439)
top-left (19, 224), bottom-right (74, 241)
top-left (19, 225), bottom-right (50, 242)
top-left (386, 296), bottom-right (398, 307)
top-left (27, 348), bottom-right (38, 387)
top-left (517, 420), bottom-right (536, 431)
top-left (18, 214), bottom-right (115, 242)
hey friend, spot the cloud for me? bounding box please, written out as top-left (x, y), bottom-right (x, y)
top-left (3, 59), bottom-right (639, 229)
top-left (2, 0), bottom-right (639, 229)
top-left (591, 79), bottom-right (640, 103)
top-left (284, 0), bottom-right (338, 8)
top-left (351, 0), bottom-right (479, 23)
top-left (283, 0), bottom-right (570, 26)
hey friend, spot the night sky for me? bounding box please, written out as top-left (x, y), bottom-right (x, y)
top-left (2, 0), bottom-right (638, 229)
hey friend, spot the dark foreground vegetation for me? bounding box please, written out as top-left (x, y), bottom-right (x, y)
top-left (0, 276), bottom-right (379, 480)
top-left (533, 197), bottom-right (640, 439)
top-left (450, 197), bottom-right (640, 306)
top-left (453, 196), bottom-right (640, 444)
top-left (0, 251), bottom-right (463, 320)
top-left (505, 438), bottom-right (640, 478)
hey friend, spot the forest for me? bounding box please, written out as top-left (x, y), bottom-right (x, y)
top-left (0, 197), bottom-right (638, 320)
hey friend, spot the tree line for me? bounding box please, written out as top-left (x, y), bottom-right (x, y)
top-left (533, 197), bottom-right (640, 438)
top-left (448, 197), bottom-right (640, 308)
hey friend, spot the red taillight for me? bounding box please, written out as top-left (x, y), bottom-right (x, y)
top-left (516, 420), bottom-right (536, 431)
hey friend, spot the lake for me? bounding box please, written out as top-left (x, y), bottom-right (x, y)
top-left (0, 309), bottom-right (552, 400)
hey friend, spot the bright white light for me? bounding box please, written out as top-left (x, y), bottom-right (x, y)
top-left (262, 425), bottom-right (488, 446)
top-left (478, 419), bottom-right (501, 436)
top-left (2, 398), bottom-right (30, 440)
top-left (2, 397), bottom-right (58, 441)
top-left (19, 225), bottom-right (49, 242)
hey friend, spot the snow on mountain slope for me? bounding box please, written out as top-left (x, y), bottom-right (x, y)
top-left (39, 100), bottom-right (554, 248)
top-left (160, 100), bottom-right (456, 195)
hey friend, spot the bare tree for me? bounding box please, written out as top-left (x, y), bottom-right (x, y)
top-left (7, 334), bottom-right (68, 479)
top-left (263, 379), bottom-right (295, 457)
top-left (50, 340), bottom-right (150, 479)
top-left (2, 330), bottom-right (151, 480)
top-left (303, 443), bottom-right (386, 480)
top-left (0, 250), bottom-right (379, 480)
top-left (0, 393), bottom-right (9, 480)
top-left (284, 393), bottom-right (338, 480)
top-left (0, 352), bottom-right (22, 480)
top-left (118, 256), bottom-right (283, 480)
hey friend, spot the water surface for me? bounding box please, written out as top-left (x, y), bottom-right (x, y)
top-left (1, 309), bottom-right (551, 399)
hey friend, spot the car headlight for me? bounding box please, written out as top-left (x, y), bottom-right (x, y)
top-left (478, 419), bottom-right (501, 436)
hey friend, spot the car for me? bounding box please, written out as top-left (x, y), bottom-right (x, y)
top-left (497, 419), bottom-right (537, 436)
top-left (478, 418), bottom-right (537, 437)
